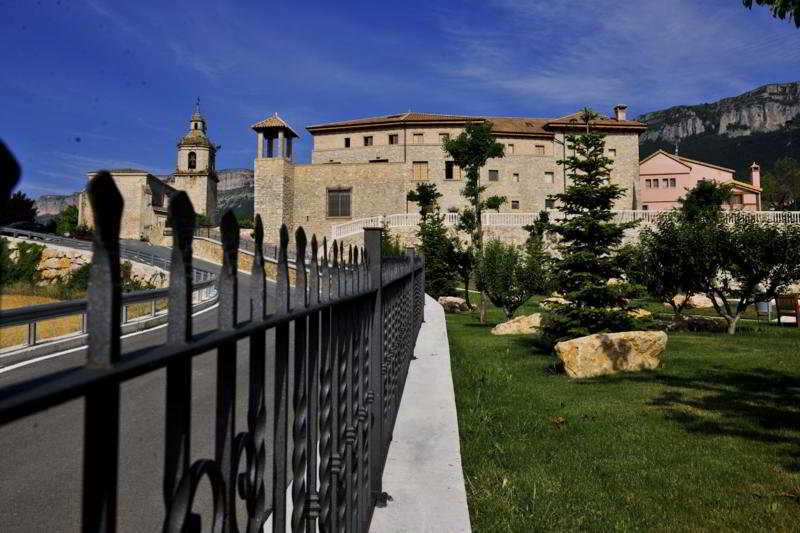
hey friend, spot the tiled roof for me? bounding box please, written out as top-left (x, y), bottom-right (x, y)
top-left (643, 150), bottom-right (738, 174)
top-left (251, 113), bottom-right (300, 138)
top-left (307, 111), bottom-right (646, 135)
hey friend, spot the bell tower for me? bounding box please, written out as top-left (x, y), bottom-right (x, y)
top-left (172, 98), bottom-right (218, 222)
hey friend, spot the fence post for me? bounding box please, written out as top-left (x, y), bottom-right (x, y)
top-left (363, 227), bottom-right (384, 510)
top-left (83, 171), bottom-right (123, 531)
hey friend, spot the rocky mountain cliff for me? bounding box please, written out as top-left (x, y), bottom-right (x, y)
top-left (638, 82), bottom-right (800, 143)
top-left (34, 192), bottom-right (80, 217)
top-left (638, 82), bottom-right (800, 180)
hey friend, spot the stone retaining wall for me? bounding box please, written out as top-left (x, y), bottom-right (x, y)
top-left (5, 237), bottom-right (169, 287)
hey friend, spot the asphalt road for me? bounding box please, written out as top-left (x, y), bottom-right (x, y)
top-left (0, 241), bottom-right (294, 532)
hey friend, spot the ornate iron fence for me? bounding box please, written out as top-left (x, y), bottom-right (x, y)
top-left (0, 172), bottom-right (425, 532)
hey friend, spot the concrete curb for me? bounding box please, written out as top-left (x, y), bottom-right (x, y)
top-left (370, 295), bottom-right (472, 532)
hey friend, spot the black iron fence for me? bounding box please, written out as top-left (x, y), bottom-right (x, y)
top-left (0, 172), bottom-right (425, 532)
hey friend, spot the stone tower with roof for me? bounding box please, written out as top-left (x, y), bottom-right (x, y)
top-left (252, 113), bottom-right (299, 237)
top-left (172, 99), bottom-right (218, 223)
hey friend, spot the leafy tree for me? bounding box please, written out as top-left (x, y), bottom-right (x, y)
top-left (416, 208), bottom-right (456, 299)
top-left (743, 0), bottom-right (800, 27)
top-left (522, 210), bottom-right (550, 247)
top-left (624, 212), bottom-right (702, 317)
top-left (578, 106), bottom-right (602, 133)
top-left (702, 214), bottom-right (800, 333)
top-left (762, 157), bottom-right (800, 210)
top-left (55, 205), bottom-right (79, 235)
top-left (406, 182), bottom-right (442, 216)
top-left (450, 236), bottom-right (474, 306)
top-left (678, 179), bottom-right (734, 221)
top-left (443, 121), bottom-right (506, 249)
top-left (0, 239), bottom-right (44, 287)
top-left (236, 214), bottom-right (255, 229)
top-left (1, 191), bottom-right (37, 225)
top-left (476, 239), bottom-right (550, 319)
top-left (380, 222), bottom-right (404, 257)
top-left (443, 121), bottom-right (506, 321)
top-left (539, 129), bottom-right (641, 347)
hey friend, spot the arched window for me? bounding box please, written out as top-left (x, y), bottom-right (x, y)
top-left (193, 123), bottom-right (197, 130)
top-left (188, 151), bottom-right (196, 170)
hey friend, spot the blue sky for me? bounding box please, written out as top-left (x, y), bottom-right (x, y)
top-left (1, 0), bottom-right (799, 198)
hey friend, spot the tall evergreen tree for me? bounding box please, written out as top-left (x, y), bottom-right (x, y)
top-left (540, 126), bottom-right (642, 347)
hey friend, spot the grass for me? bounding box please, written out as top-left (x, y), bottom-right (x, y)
top-left (447, 300), bottom-right (800, 531)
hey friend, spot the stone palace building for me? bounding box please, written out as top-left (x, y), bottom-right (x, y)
top-left (253, 107), bottom-right (646, 242)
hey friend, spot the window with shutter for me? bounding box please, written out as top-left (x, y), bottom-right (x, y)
top-left (413, 161), bottom-right (429, 180)
top-left (327, 189), bottom-right (352, 217)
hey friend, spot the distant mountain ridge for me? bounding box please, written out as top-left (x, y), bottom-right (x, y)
top-left (637, 82), bottom-right (800, 180)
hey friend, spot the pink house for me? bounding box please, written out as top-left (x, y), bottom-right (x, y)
top-left (639, 150), bottom-right (762, 211)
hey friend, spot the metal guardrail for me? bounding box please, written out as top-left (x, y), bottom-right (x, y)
top-left (0, 226), bottom-right (218, 352)
top-left (0, 277), bottom-right (216, 351)
top-left (0, 174), bottom-right (425, 532)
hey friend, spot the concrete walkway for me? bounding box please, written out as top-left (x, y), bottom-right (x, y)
top-left (371, 295), bottom-right (472, 533)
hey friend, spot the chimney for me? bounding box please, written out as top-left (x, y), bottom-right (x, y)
top-left (750, 162), bottom-right (761, 188)
top-left (613, 104), bottom-right (628, 121)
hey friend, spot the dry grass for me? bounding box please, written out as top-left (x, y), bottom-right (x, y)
top-left (0, 293), bottom-right (83, 350)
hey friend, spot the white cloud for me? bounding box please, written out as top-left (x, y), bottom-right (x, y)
top-left (433, 0), bottom-right (800, 115)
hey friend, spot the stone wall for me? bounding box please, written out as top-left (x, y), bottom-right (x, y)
top-left (192, 237), bottom-right (296, 284)
top-left (5, 238), bottom-right (169, 287)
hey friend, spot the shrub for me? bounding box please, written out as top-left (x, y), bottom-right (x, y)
top-left (55, 205), bottom-right (79, 235)
top-left (416, 209), bottom-right (456, 298)
top-left (0, 239), bottom-right (44, 287)
top-left (476, 239), bottom-right (550, 319)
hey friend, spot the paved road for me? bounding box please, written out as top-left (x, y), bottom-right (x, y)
top-left (0, 242), bottom-right (294, 532)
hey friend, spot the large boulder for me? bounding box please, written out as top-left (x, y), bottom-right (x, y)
top-left (555, 331), bottom-right (667, 379)
top-left (438, 296), bottom-right (470, 313)
top-left (491, 313), bottom-right (542, 335)
top-left (668, 294), bottom-right (719, 309)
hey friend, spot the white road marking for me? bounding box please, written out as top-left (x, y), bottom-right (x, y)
top-left (0, 303), bottom-right (220, 375)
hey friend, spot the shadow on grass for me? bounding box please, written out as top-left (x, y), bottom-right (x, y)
top-left (590, 366), bottom-right (800, 471)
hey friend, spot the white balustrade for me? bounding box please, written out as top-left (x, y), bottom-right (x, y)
top-left (329, 210), bottom-right (800, 239)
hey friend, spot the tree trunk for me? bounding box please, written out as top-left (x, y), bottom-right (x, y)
top-left (726, 314), bottom-right (740, 335)
top-left (462, 276), bottom-right (471, 307)
top-left (479, 292), bottom-right (486, 324)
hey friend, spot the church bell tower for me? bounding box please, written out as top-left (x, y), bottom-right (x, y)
top-left (172, 99), bottom-right (218, 223)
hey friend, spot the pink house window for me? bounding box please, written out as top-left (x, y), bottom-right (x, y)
top-left (670, 178), bottom-right (676, 187)
top-left (653, 179), bottom-right (659, 188)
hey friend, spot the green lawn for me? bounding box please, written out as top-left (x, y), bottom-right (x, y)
top-left (447, 301), bottom-right (800, 531)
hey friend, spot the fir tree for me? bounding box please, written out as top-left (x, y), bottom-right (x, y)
top-left (539, 128), bottom-right (642, 347)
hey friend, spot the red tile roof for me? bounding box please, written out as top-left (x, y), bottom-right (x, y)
top-left (306, 111), bottom-right (646, 136)
top-left (251, 113), bottom-right (300, 138)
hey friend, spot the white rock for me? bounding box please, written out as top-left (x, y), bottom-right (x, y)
top-left (438, 296), bottom-right (470, 313)
top-left (555, 330), bottom-right (667, 379)
top-left (491, 313), bottom-right (542, 335)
